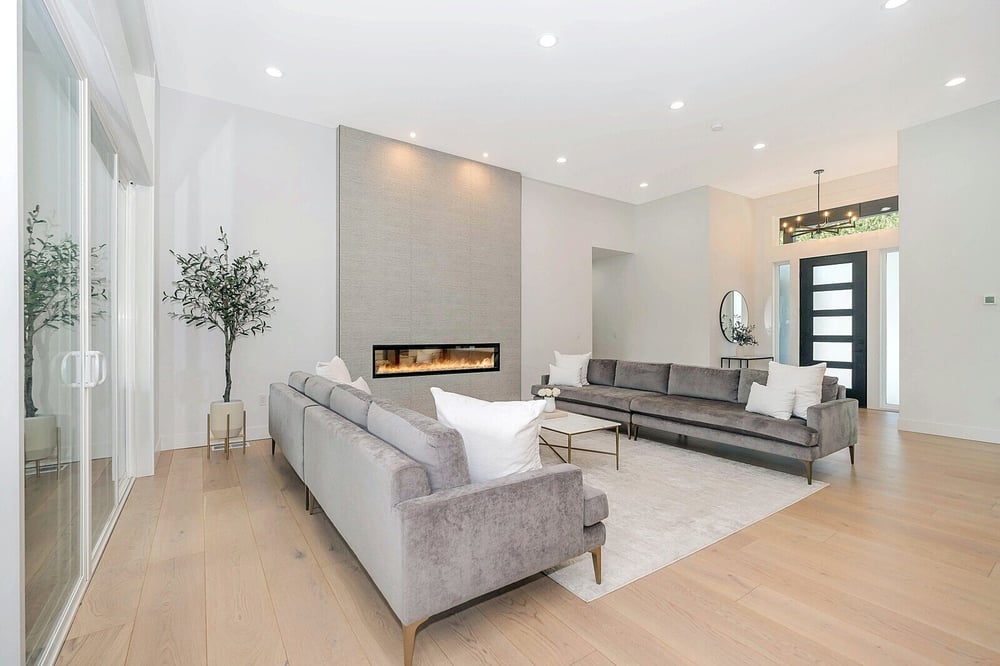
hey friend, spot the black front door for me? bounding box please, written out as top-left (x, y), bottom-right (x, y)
top-left (800, 252), bottom-right (867, 406)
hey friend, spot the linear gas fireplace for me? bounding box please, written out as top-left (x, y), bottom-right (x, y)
top-left (373, 343), bottom-right (500, 378)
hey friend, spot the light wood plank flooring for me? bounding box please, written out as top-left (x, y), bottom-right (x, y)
top-left (57, 410), bottom-right (1000, 664)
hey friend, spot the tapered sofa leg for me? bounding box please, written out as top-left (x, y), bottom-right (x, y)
top-left (305, 487), bottom-right (312, 512)
top-left (626, 422), bottom-right (632, 438)
top-left (590, 546), bottom-right (602, 584)
top-left (803, 460), bottom-right (813, 485)
top-left (271, 438), bottom-right (275, 455)
top-left (632, 426), bottom-right (640, 441)
top-left (848, 445), bottom-right (855, 464)
top-left (403, 618), bottom-right (426, 666)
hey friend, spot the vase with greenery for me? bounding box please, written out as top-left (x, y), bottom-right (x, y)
top-left (162, 227), bottom-right (277, 438)
top-left (23, 205), bottom-right (107, 469)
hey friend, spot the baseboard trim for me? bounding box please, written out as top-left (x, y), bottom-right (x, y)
top-left (161, 425), bottom-right (272, 451)
top-left (897, 418), bottom-right (1000, 445)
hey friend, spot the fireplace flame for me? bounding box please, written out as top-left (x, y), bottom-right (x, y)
top-left (375, 355), bottom-right (495, 375)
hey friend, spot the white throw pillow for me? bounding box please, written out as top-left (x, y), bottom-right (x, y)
top-left (554, 351), bottom-right (592, 385)
top-left (316, 355), bottom-right (352, 383)
top-left (766, 361), bottom-right (827, 419)
top-left (349, 376), bottom-right (371, 394)
top-left (548, 363), bottom-right (584, 387)
top-left (745, 382), bottom-right (796, 420)
top-left (430, 387), bottom-right (545, 483)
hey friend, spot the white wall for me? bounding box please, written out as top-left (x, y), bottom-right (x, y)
top-left (627, 187), bottom-right (713, 364)
top-left (157, 88), bottom-right (338, 449)
top-left (750, 167), bottom-right (899, 407)
top-left (898, 100), bottom-right (1000, 444)
top-left (521, 178), bottom-right (634, 396)
top-left (708, 187), bottom-right (755, 364)
top-left (592, 249), bottom-right (633, 360)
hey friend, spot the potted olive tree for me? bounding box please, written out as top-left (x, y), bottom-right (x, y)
top-left (163, 227), bottom-right (277, 449)
top-left (23, 205), bottom-right (106, 473)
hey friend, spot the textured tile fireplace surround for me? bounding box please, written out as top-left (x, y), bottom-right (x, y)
top-left (337, 127), bottom-right (522, 415)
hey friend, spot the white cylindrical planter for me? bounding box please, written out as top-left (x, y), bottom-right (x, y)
top-left (210, 400), bottom-right (245, 438)
top-left (24, 414), bottom-right (58, 466)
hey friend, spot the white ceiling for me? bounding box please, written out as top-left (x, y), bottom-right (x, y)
top-left (146, 0), bottom-right (1000, 204)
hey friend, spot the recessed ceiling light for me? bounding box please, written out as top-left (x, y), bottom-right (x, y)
top-left (753, 142), bottom-right (767, 150)
top-left (537, 33), bottom-right (558, 48)
top-left (555, 156), bottom-right (567, 164)
top-left (669, 100), bottom-right (685, 110)
top-left (882, 0), bottom-right (910, 9)
top-left (639, 182), bottom-right (649, 188)
top-left (710, 121), bottom-right (724, 132)
top-left (264, 66), bottom-right (283, 78)
top-left (409, 131), bottom-right (417, 138)
top-left (945, 76), bottom-right (967, 87)
top-left (482, 152), bottom-right (489, 158)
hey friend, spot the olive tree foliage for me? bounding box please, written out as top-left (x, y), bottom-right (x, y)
top-left (23, 205), bottom-right (107, 417)
top-left (162, 228), bottom-right (277, 402)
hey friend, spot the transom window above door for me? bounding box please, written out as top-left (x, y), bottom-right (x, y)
top-left (779, 196), bottom-right (898, 245)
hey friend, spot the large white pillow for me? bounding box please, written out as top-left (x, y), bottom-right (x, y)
top-left (430, 388), bottom-right (545, 483)
top-left (766, 361), bottom-right (827, 419)
top-left (349, 376), bottom-right (371, 394)
top-left (548, 363), bottom-right (584, 387)
top-left (316, 355), bottom-right (352, 383)
top-left (745, 382), bottom-right (796, 420)
top-left (554, 351), bottom-right (592, 385)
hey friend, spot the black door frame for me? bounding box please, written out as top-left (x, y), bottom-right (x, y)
top-left (800, 251), bottom-right (867, 407)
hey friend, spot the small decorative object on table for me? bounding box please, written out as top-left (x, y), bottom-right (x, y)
top-left (537, 387), bottom-right (561, 412)
top-left (723, 314), bottom-right (758, 356)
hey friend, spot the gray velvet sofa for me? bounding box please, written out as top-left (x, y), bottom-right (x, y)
top-left (269, 371), bottom-right (608, 665)
top-left (532, 360), bottom-right (858, 484)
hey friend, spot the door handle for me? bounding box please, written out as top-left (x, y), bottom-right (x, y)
top-left (82, 350), bottom-right (107, 388)
top-left (60, 352), bottom-right (83, 388)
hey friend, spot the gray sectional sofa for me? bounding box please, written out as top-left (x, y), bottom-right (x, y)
top-left (532, 359), bottom-right (858, 483)
top-left (269, 371), bottom-right (608, 666)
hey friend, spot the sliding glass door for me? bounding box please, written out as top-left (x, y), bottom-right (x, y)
top-left (22, 2), bottom-right (84, 661)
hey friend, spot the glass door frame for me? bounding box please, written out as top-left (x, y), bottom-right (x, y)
top-left (880, 248), bottom-right (900, 411)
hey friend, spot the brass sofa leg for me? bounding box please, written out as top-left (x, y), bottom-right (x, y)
top-left (848, 445), bottom-right (855, 464)
top-left (590, 546), bottom-right (602, 585)
top-left (626, 422), bottom-right (632, 438)
top-left (403, 618), bottom-right (426, 666)
top-left (803, 460), bottom-right (813, 485)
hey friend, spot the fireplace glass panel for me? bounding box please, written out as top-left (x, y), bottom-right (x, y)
top-left (373, 344), bottom-right (500, 378)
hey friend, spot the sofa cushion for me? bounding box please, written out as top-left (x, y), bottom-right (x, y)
top-left (630, 394), bottom-right (817, 447)
top-left (740, 369), bottom-right (840, 404)
top-left (330, 384), bottom-right (373, 428)
top-left (531, 384), bottom-right (660, 412)
top-left (583, 484), bottom-right (609, 526)
top-left (368, 399), bottom-right (471, 492)
top-left (304, 375), bottom-right (337, 406)
top-left (668, 365), bottom-right (740, 402)
top-left (614, 361), bottom-right (670, 394)
top-left (587, 359), bottom-right (618, 386)
top-left (288, 371), bottom-right (311, 393)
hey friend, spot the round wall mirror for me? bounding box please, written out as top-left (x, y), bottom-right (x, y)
top-left (720, 290), bottom-right (749, 342)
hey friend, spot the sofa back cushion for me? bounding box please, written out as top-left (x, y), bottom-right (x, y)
top-left (614, 361), bottom-right (670, 394)
top-left (668, 365), bottom-right (740, 402)
top-left (368, 399), bottom-right (471, 492)
top-left (304, 375), bottom-right (337, 406)
top-left (330, 384), bottom-right (373, 428)
top-left (738, 369), bottom-right (841, 403)
top-left (288, 371), bottom-right (311, 393)
top-left (587, 359), bottom-right (618, 386)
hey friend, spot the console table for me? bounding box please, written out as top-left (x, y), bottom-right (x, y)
top-left (720, 355), bottom-right (773, 369)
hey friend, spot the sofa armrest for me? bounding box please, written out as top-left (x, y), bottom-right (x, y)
top-left (394, 464), bottom-right (585, 623)
top-left (807, 398), bottom-right (858, 456)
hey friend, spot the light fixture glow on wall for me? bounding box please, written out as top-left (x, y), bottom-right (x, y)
top-left (537, 33), bottom-right (558, 48)
top-left (265, 66), bottom-right (283, 78)
top-left (945, 76), bottom-right (967, 87)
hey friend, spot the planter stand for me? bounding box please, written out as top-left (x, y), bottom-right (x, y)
top-left (206, 410), bottom-right (247, 460)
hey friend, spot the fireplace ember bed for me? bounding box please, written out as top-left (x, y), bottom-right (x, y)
top-left (373, 343), bottom-right (500, 378)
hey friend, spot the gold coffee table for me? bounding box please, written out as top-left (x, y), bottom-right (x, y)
top-left (539, 413), bottom-right (621, 470)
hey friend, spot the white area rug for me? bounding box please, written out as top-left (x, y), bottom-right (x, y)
top-left (540, 430), bottom-right (827, 601)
